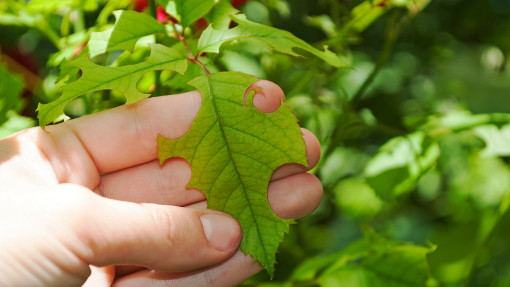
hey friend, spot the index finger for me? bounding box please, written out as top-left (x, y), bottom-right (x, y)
top-left (48, 90), bottom-right (202, 174)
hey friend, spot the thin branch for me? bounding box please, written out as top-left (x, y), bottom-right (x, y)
top-left (148, 0), bottom-right (162, 97)
top-left (350, 11), bottom-right (399, 105)
top-left (177, 35), bottom-right (210, 76)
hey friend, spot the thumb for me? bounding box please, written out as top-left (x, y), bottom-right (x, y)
top-left (64, 184), bottom-right (241, 272)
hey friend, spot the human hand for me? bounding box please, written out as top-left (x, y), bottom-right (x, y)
top-left (0, 81), bottom-right (322, 287)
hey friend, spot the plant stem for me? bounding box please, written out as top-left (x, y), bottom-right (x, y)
top-left (178, 35), bottom-right (211, 76)
top-left (350, 11), bottom-right (399, 105)
top-left (148, 0), bottom-right (162, 97)
top-left (73, 0), bottom-right (87, 33)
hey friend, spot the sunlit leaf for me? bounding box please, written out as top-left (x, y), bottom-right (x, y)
top-left (290, 227), bottom-right (435, 286)
top-left (364, 132), bottom-right (440, 200)
top-left (38, 44), bottom-right (187, 127)
top-left (158, 72), bottom-right (307, 276)
top-left (334, 178), bottom-right (384, 219)
top-left (88, 10), bottom-right (165, 57)
top-left (474, 124), bottom-right (510, 157)
top-left (197, 14), bottom-right (347, 68)
top-left (157, 0), bottom-right (215, 28)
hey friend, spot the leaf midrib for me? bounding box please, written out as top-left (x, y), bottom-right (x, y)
top-left (206, 76), bottom-right (270, 265)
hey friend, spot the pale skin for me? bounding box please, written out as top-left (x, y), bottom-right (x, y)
top-left (0, 81), bottom-right (323, 286)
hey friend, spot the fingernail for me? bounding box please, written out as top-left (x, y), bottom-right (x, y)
top-left (200, 213), bottom-right (241, 251)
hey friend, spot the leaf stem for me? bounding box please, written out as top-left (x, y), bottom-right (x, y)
top-left (350, 10), bottom-right (400, 105)
top-left (177, 34), bottom-right (211, 76)
top-left (148, 0), bottom-right (162, 97)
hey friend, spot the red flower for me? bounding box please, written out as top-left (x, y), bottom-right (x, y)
top-left (156, 6), bottom-right (169, 22)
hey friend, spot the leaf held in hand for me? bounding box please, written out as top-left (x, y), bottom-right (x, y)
top-left (197, 14), bottom-right (347, 68)
top-left (37, 44), bottom-right (187, 127)
top-left (157, 72), bottom-right (308, 276)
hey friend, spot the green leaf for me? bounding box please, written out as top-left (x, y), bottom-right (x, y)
top-left (0, 111), bottom-right (36, 139)
top-left (24, 0), bottom-right (74, 12)
top-left (37, 44), bottom-right (187, 127)
top-left (333, 178), bottom-right (384, 219)
top-left (204, 0), bottom-right (239, 30)
top-left (0, 62), bottom-right (24, 125)
top-left (88, 10), bottom-right (166, 57)
top-left (290, 227), bottom-right (436, 286)
top-left (157, 72), bottom-right (308, 276)
top-left (24, 0), bottom-right (98, 12)
top-left (157, 0), bottom-right (216, 28)
top-left (319, 244), bottom-right (433, 287)
top-left (364, 132), bottom-right (440, 200)
top-left (474, 124), bottom-right (510, 157)
top-left (197, 14), bottom-right (347, 68)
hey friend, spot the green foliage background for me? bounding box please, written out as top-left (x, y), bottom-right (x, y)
top-left (2, 0), bottom-right (510, 285)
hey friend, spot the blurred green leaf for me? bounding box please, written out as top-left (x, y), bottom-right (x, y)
top-left (450, 155), bottom-right (510, 209)
top-left (428, 214), bottom-right (499, 284)
top-left (88, 10), bottom-right (165, 57)
top-left (364, 132), bottom-right (440, 200)
top-left (24, 0), bottom-right (74, 12)
top-left (474, 124), bottom-right (510, 157)
top-left (289, 227), bottom-right (435, 286)
top-left (157, 0), bottom-right (215, 28)
top-left (321, 147), bottom-right (370, 187)
top-left (333, 178), bottom-right (384, 219)
top-left (0, 111), bottom-right (35, 139)
top-left (204, 0), bottom-right (238, 30)
top-left (0, 62), bottom-right (24, 125)
top-left (220, 50), bottom-right (266, 78)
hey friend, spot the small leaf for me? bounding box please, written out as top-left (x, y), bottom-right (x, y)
top-left (197, 14), bottom-right (347, 68)
top-left (291, 227), bottom-right (436, 286)
top-left (333, 178), bottom-right (384, 219)
top-left (364, 132), bottom-right (440, 200)
top-left (38, 44), bottom-right (187, 127)
top-left (319, 244), bottom-right (434, 287)
top-left (474, 124), bottom-right (510, 157)
top-left (158, 72), bottom-right (308, 276)
top-left (157, 0), bottom-right (215, 28)
top-left (204, 0), bottom-right (239, 29)
top-left (88, 10), bottom-right (166, 57)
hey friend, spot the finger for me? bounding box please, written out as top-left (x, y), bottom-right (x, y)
top-left (268, 173), bottom-right (323, 219)
top-left (63, 184), bottom-right (241, 272)
top-left (95, 129), bottom-right (320, 205)
top-left (32, 91), bottom-right (201, 188)
top-left (270, 128), bottom-right (320, 181)
top-left (112, 172), bottom-right (323, 282)
top-left (112, 172), bottom-right (323, 286)
top-left (188, 173), bottom-right (323, 220)
top-left (248, 79), bottom-right (285, 114)
top-left (112, 251), bottom-right (260, 287)
top-left (35, 80), bottom-right (288, 186)
top-left (96, 158), bottom-right (206, 205)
